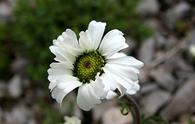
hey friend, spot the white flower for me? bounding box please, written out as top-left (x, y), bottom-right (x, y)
top-left (63, 116), bottom-right (81, 124)
top-left (48, 20), bottom-right (144, 111)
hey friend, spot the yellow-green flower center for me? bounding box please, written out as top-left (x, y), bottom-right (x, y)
top-left (73, 51), bottom-right (105, 83)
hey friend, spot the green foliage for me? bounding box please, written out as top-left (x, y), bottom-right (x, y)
top-left (0, 24), bottom-right (12, 79)
top-left (141, 116), bottom-right (169, 124)
top-left (188, 116), bottom-right (195, 124)
top-left (129, 19), bottom-right (154, 41)
top-left (0, 0), bottom-right (153, 82)
top-left (38, 100), bottom-right (63, 124)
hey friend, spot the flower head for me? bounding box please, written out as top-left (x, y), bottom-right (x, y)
top-left (48, 20), bottom-right (144, 111)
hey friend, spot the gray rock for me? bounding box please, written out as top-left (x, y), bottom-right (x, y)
top-left (166, 2), bottom-right (190, 29)
top-left (190, 30), bottom-right (195, 44)
top-left (154, 33), bottom-right (166, 48)
top-left (154, 32), bottom-right (178, 50)
top-left (93, 100), bottom-right (117, 122)
top-left (8, 75), bottom-right (22, 98)
top-left (139, 37), bottom-right (155, 64)
top-left (7, 0), bottom-right (17, 6)
top-left (163, 36), bottom-right (178, 49)
top-left (169, 56), bottom-right (194, 81)
top-left (102, 107), bottom-right (133, 124)
top-left (172, 2), bottom-right (190, 18)
top-left (22, 77), bottom-right (31, 89)
top-left (150, 67), bottom-right (176, 91)
top-left (27, 118), bottom-right (37, 124)
top-left (191, 105), bottom-right (195, 113)
top-left (136, 0), bottom-right (159, 16)
top-left (145, 19), bottom-right (161, 32)
top-left (0, 2), bottom-right (12, 22)
top-left (139, 68), bottom-right (150, 83)
top-left (0, 108), bottom-right (2, 123)
top-left (141, 90), bottom-right (170, 116)
top-left (140, 83), bottom-right (159, 95)
top-left (4, 105), bottom-right (31, 124)
top-left (160, 77), bottom-right (195, 120)
top-left (11, 56), bottom-right (27, 73)
top-left (174, 56), bottom-right (193, 72)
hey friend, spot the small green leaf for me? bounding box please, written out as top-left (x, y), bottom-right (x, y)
top-left (120, 101), bottom-right (130, 116)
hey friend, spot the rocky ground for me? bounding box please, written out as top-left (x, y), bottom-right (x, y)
top-left (0, 0), bottom-right (195, 124)
top-left (137, 0), bottom-right (195, 122)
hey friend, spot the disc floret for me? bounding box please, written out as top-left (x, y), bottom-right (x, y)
top-left (73, 51), bottom-right (105, 83)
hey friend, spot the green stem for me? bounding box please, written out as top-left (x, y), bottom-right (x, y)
top-left (121, 95), bottom-right (141, 124)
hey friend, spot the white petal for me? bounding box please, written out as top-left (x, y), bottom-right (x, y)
top-left (48, 63), bottom-right (73, 83)
top-left (107, 54), bottom-right (144, 81)
top-left (51, 81), bottom-right (81, 104)
top-left (55, 29), bottom-right (80, 50)
top-left (48, 62), bottom-right (76, 90)
top-left (79, 31), bottom-right (92, 51)
top-left (48, 75), bottom-right (78, 90)
top-left (99, 29), bottom-right (128, 57)
top-left (90, 74), bottom-right (107, 99)
top-left (106, 63), bottom-right (139, 86)
top-left (126, 84), bottom-right (140, 95)
top-left (88, 21), bottom-right (106, 49)
top-left (49, 81), bottom-right (58, 90)
top-left (51, 87), bottom-right (66, 104)
top-left (49, 45), bottom-right (75, 64)
top-left (49, 62), bottom-right (73, 71)
top-left (102, 67), bottom-right (125, 96)
top-left (63, 29), bottom-right (78, 45)
top-left (100, 73), bottom-right (117, 91)
top-left (104, 64), bottom-right (140, 95)
top-left (79, 21), bottom-right (106, 51)
top-left (50, 29), bottom-right (83, 63)
top-left (108, 62), bottom-right (141, 74)
top-left (108, 52), bottom-right (126, 59)
top-left (57, 79), bottom-right (81, 89)
top-left (76, 77), bottom-right (106, 111)
top-left (104, 62), bottom-right (138, 85)
top-left (108, 53), bottom-right (144, 68)
top-left (106, 91), bottom-right (117, 99)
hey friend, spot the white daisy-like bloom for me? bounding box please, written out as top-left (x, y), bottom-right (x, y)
top-left (48, 20), bottom-right (144, 111)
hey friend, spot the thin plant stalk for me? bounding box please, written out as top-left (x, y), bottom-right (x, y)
top-left (122, 95), bottom-right (140, 124)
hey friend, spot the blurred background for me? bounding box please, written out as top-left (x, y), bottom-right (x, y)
top-left (0, 0), bottom-right (195, 124)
